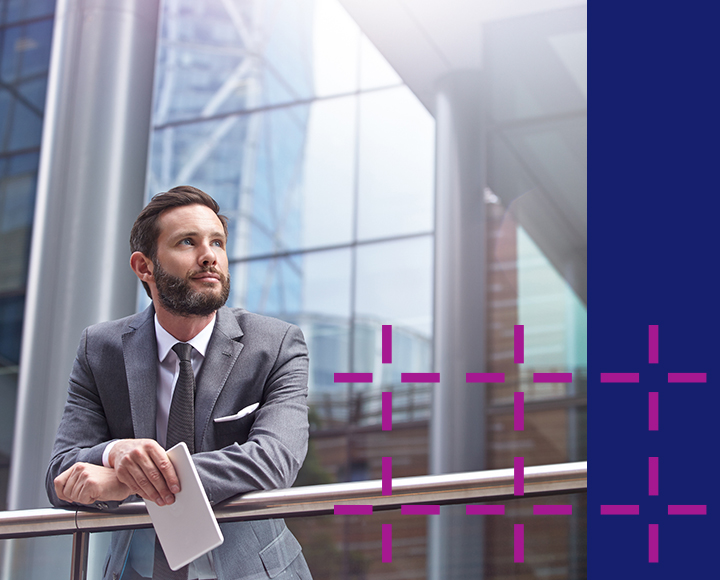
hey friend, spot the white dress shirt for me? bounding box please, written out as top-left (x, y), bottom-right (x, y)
top-left (154, 314), bottom-right (215, 449)
top-left (104, 314), bottom-right (218, 579)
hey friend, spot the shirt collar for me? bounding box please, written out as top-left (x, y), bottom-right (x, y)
top-left (154, 313), bottom-right (217, 362)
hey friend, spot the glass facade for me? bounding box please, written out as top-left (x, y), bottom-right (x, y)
top-left (0, 0), bottom-right (54, 511)
top-left (145, 1), bottom-right (586, 578)
top-left (0, 0), bottom-right (586, 578)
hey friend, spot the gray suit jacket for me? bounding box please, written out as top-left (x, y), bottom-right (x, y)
top-left (46, 305), bottom-right (312, 580)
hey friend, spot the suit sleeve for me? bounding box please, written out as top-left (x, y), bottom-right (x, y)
top-left (45, 328), bottom-right (121, 509)
top-left (192, 324), bottom-right (310, 505)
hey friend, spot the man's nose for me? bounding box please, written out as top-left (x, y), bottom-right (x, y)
top-left (198, 243), bottom-right (218, 266)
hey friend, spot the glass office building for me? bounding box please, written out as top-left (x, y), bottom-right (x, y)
top-left (0, 0), bottom-right (586, 578)
top-left (0, 0), bottom-right (55, 511)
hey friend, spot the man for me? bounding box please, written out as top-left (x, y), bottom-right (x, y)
top-left (46, 186), bottom-right (312, 580)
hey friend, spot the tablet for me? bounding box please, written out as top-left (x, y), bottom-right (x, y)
top-left (145, 442), bottom-right (224, 571)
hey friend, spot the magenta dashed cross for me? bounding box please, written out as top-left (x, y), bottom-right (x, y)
top-left (599, 325), bottom-right (708, 563)
top-left (332, 324), bottom-right (575, 563)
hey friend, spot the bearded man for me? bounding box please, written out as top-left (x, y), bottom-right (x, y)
top-left (47, 186), bottom-right (312, 580)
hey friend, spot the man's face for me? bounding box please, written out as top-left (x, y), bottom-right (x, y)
top-left (151, 204), bottom-right (230, 317)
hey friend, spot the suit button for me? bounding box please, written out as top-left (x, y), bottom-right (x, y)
top-left (97, 502), bottom-right (108, 510)
top-left (112, 574), bottom-right (118, 580)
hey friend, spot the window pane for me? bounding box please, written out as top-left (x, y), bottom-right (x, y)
top-left (354, 236), bottom-right (433, 337)
top-left (300, 96), bottom-right (356, 249)
top-left (357, 86), bottom-right (435, 240)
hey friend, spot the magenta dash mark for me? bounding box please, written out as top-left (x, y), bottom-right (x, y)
top-left (649, 392), bottom-right (659, 431)
top-left (667, 373), bottom-right (706, 383)
top-left (334, 505), bottom-right (373, 515)
top-left (514, 392), bottom-right (524, 431)
top-left (668, 505), bottom-right (707, 515)
top-left (533, 372), bottom-right (572, 383)
top-left (466, 372), bottom-right (505, 383)
top-left (334, 373), bottom-right (373, 383)
top-left (649, 325), bottom-right (659, 364)
top-left (600, 373), bottom-right (640, 383)
top-left (382, 524), bottom-right (392, 563)
top-left (649, 457), bottom-right (658, 496)
top-left (514, 525), bottom-right (524, 563)
top-left (466, 505), bottom-right (505, 515)
top-left (514, 325), bottom-right (524, 364)
top-left (401, 505), bottom-right (440, 515)
top-left (533, 505), bottom-right (572, 515)
top-left (382, 457), bottom-right (392, 496)
top-left (514, 457), bottom-right (524, 496)
top-left (382, 325), bottom-right (392, 364)
top-left (382, 392), bottom-right (392, 431)
top-left (401, 373), bottom-right (440, 383)
top-left (600, 505), bottom-right (640, 515)
top-left (649, 524), bottom-right (659, 563)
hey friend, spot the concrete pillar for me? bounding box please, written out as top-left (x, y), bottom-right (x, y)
top-left (428, 70), bottom-right (487, 580)
top-left (4, 0), bottom-right (159, 577)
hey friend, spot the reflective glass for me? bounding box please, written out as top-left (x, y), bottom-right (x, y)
top-left (1, 170), bottom-right (36, 231)
top-left (0, 369), bottom-right (18, 511)
top-left (153, 0), bottom-right (398, 123)
top-left (287, 493), bottom-right (586, 579)
top-left (518, 226), bottom-right (586, 377)
top-left (229, 254), bottom-right (302, 317)
top-left (357, 86), bottom-right (435, 240)
top-left (0, 19), bottom-right (53, 83)
top-left (0, 90), bottom-right (11, 145)
top-left (0, 152), bottom-right (36, 296)
top-left (354, 236), bottom-right (433, 337)
top-left (154, 0), bottom-right (315, 124)
top-left (311, 0), bottom-right (360, 97)
top-left (3, 0), bottom-right (55, 25)
top-left (359, 34), bottom-right (401, 91)
top-left (148, 104), bottom-right (311, 261)
top-left (298, 248), bottom-right (352, 421)
top-left (487, 6), bottom-right (587, 124)
top-left (5, 98), bottom-right (43, 151)
top-left (16, 75), bottom-right (47, 111)
top-left (0, 536), bottom-right (73, 580)
top-left (149, 96), bottom-right (359, 259)
top-left (299, 95), bottom-right (356, 249)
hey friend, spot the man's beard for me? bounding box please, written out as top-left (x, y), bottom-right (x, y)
top-left (153, 259), bottom-right (230, 317)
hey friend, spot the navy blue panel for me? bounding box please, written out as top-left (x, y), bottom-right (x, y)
top-left (589, 2), bottom-right (718, 578)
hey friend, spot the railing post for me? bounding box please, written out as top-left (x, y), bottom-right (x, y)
top-left (70, 531), bottom-right (89, 580)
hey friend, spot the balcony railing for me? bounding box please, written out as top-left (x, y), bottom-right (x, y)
top-left (0, 461), bottom-right (586, 579)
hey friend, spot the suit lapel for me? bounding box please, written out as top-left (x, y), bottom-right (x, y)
top-left (195, 306), bottom-right (244, 450)
top-left (121, 306), bottom-right (159, 440)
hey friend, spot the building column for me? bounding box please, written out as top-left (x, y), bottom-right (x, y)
top-left (3, 0), bottom-right (160, 577)
top-left (429, 70), bottom-right (487, 580)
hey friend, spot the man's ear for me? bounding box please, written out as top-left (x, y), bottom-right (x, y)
top-left (130, 252), bottom-right (154, 283)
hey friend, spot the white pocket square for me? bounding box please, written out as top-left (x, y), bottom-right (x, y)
top-left (213, 402), bottom-right (260, 423)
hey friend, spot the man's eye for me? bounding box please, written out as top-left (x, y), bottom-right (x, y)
top-left (212, 240), bottom-right (224, 247)
top-left (181, 239), bottom-right (193, 245)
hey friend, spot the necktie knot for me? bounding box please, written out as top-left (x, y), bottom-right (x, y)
top-left (172, 342), bottom-right (193, 362)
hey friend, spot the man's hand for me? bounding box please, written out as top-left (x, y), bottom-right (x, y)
top-left (54, 463), bottom-right (132, 505)
top-left (108, 439), bottom-right (180, 506)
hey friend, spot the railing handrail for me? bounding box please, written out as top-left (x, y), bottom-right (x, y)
top-left (0, 461), bottom-right (586, 539)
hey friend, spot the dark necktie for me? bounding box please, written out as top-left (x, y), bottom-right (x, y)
top-left (153, 342), bottom-right (196, 579)
top-left (166, 342), bottom-right (196, 454)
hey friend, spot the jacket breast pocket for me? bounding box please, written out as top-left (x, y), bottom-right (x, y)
top-left (213, 414), bottom-right (254, 448)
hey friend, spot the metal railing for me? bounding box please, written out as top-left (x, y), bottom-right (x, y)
top-left (0, 461), bottom-right (586, 579)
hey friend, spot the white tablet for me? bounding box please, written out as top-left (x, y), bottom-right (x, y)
top-left (145, 442), bottom-right (224, 571)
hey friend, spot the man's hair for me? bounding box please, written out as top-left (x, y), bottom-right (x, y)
top-left (130, 185), bottom-right (229, 297)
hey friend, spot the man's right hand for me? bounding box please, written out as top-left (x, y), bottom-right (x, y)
top-left (108, 439), bottom-right (180, 506)
top-left (54, 463), bottom-right (132, 505)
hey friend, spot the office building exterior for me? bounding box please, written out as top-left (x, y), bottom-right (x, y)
top-left (0, 0), bottom-right (586, 578)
